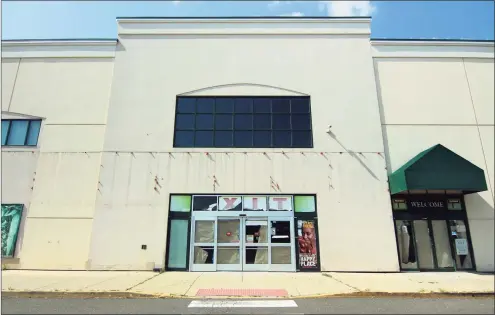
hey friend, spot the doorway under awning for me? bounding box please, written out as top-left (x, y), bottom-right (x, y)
top-left (388, 144), bottom-right (488, 195)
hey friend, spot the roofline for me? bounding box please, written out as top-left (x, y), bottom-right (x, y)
top-left (371, 38), bottom-right (494, 43)
top-left (371, 39), bottom-right (494, 48)
top-left (2, 38), bottom-right (117, 42)
top-left (116, 16), bottom-right (371, 20)
top-left (2, 39), bottom-right (117, 58)
top-left (3, 38), bottom-right (492, 45)
top-left (1, 39), bottom-right (117, 45)
top-left (116, 16), bottom-right (371, 26)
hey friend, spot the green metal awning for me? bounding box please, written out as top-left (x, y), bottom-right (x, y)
top-left (388, 144), bottom-right (488, 195)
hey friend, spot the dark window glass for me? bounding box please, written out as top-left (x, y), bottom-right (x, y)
top-left (253, 98), bottom-right (271, 113)
top-left (2, 121), bottom-right (10, 145)
top-left (196, 98), bottom-right (214, 113)
top-left (291, 98), bottom-right (310, 113)
top-left (235, 114), bottom-right (253, 130)
top-left (196, 114), bottom-right (214, 130)
top-left (7, 120), bottom-right (29, 145)
top-left (26, 120), bottom-right (42, 146)
top-left (254, 131), bottom-right (271, 147)
top-left (272, 114), bottom-right (290, 130)
top-left (235, 131), bottom-right (252, 147)
top-left (215, 98), bottom-right (234, 113)
top-left (291, 114), bottom-right (311, 130)
top-left (193, 196), bottom-right (218, 211)
top-left (235, 98), bottom-right (253, 113)
top-left (215, 131), bottom-right (233, 147)
top-left (195, 131), bottom-right (213, 147)
top-left (272, 99), bottom-right (290, 113)
top-left (176, 114), bottom-right (195, 130)
top-left (254, 114), bottom-right (271, 129)
top-left (292, 131), bottom-right (312, 148)
top-left (175, 131), bottom-right (194, 147)
top-left (215, 114), bottom-right (233, 130)
top-left (273, 131), bottom-right (291, 147)
top-left (174, 96), bottom-right (312, 148)
top-left (177, 98), bottom-right (196, 113)
top-left (2, 120), bottom-right (42, 147)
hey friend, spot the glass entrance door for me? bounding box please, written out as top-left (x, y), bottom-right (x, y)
top-left (395, 219), bottom-right (458, 271)
top-left (190, 216), bottom-right (296, 271)
top-left (217, 218), bottom-right (242, 271)
top-left (243, 218), bottom-right (270, 271)
top-left (191, 218), bottom-right (216, 271)
top-left (269, 218), bottom-right (295, 271)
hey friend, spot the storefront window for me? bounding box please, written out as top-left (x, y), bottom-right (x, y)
top-left (450, 220), bottom-right (473, 270)
top-left (431, 220), bottom-right (455, 268)
top-left (195, 221), bottom-right (215, 243)
top-left (243, 196), bottom-right (267, 211)
top-left (166, 219), bottom-right (189, 269)
top-left (447, 199), bottom-right (462, 210)
top-left (170, 195), bottom-right (191, 212)
top-left (194, 246), bottom-right (214, 264)
top-left (246, 247), bottom-right (268, 264)
top-left (395, 220), bottom-right (418, 269)
top-left (294, 196), bottom-right (316, 213)
top-left (218, 196), bottom-right (242, 211)
top-left (217, 247), bottom-right (240, 264)
top-left (392, 199), bottom-right (407, 210)
top-left (193, 196), bottom-right (218, 211)
top-left (271, 247), bottom-right (291, 264)
top-left (268, 196), bottom-right (293, 211)
top-left (413, 220), bottom-right (436, 269)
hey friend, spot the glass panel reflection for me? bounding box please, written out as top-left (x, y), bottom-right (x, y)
top-left (432, 220), bottom-right (454, 268)
top-left (217, 219), bottom-right (240, 243)
top-left (195, 221), bottom-right (215, 243)
top-left (413, 220), bottom-right (435, 269)
top-left (271, 221), bottom-right (291, 244)
top-left (194, 246), bottom-right (214, 264)
top-left (271, 247), bottom-right (291, 264)
top-left (217, 247), bottom-right (240, 264)
top-left (245, 219), bottom-right (268, 243)
top-left (450, 220), bottom-right (473, 269)
top-left (395, 220), bottom-right (418, 269)
top-left (246, 247), bottom-right (268, 264)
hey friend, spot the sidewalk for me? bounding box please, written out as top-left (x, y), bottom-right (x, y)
top-left (2, 270), bottom-right (494, 298)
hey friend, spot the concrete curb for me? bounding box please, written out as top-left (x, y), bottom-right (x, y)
top-left (2, 290), bottom-right (494, 299)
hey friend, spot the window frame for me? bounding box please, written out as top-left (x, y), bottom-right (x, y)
top-left (1, 119), bottom-right (42, 147)
top-left (173, 96), bottom-right (313, 149)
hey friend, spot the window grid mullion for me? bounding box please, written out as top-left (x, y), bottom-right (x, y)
top-left (175, 96), bottom-right (312, 149)
top-left (5, 120), bottom-right (13, 145)
top-left (24, 120), bottom-right (32, 146)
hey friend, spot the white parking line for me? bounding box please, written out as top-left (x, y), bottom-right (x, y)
top-left (188, 300), bottom-right (298, 308)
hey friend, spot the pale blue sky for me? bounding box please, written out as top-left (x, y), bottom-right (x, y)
top-left (2, 1), bottom-right (494, 40)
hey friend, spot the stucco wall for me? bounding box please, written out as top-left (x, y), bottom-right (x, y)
top-left (88, 25), bottom-right (400, 271)
top-left (374, 56), bottom-right (495, 272)
top-left (1, 57), bottom-right (114, 269)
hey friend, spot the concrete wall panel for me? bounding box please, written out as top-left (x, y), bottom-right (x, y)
top-left (1, 58), bottom-right (20, 111)
top-left (464, 59), bottom-right (495, 125)
top-left (8, 58), bottom-right (113, 124)
top-left (39, 125), bottom-right (107, 153)
top-left (16, 218), bottom-right (93, 270)
top-left (375, 58), bottom-right (476, 125)
top-left (28, 153), bottom-right (101, 218)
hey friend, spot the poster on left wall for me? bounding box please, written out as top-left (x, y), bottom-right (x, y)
top-left (1, 204), bottom-right (23, 257)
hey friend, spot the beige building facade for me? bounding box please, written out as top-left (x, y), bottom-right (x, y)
top-left (1, 17), bottom-right (493, 273)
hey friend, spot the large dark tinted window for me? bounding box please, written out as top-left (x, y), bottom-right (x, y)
top-left (174, 97), bottom-right (313, 148)
top-left (1, 119), bottom-right (42, 146)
